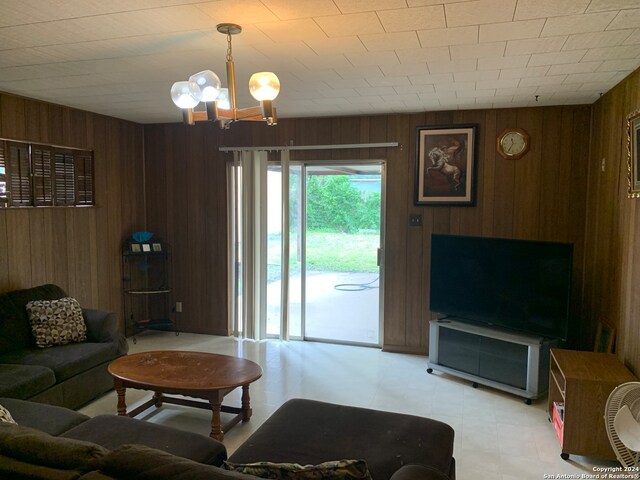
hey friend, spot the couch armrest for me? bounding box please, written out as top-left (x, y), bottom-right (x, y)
top-left (390, 465), bottom-right (452, 480)
top-left (83, 310), bottom-right (129, 355)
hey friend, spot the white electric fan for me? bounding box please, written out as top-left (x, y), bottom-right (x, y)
top-left (605, 382), bottom-right (640, 468)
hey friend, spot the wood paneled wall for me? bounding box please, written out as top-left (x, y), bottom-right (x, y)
top-left (0, 92), bottom-right (145, 331)
top-left (145, 105), bottom-right (592, 353)
top-left (586, 68), bottom-right (640, 374)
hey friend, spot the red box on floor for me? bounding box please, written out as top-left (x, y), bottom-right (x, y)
top-left (552, 401), bottom-right (564, 445)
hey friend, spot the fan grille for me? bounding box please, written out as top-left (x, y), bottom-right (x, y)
top-left (605, 382), bottom-right (640, 468)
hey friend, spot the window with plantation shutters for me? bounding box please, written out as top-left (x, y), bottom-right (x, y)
top-left (74, 150), bottom-right (94, 205)
top-left (0, 139), bottom-right (94, 208)
top-left (32, 144), bottom-right (54, 206)
top-left (54, 150), bottom-right (76, 206)
top-left (0, 142), bottom-right (7, 207)
top-left (7, 142), bottom-right (31, 206)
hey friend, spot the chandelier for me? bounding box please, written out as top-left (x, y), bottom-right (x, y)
top-left (170, 23), bottom-right (280, 128)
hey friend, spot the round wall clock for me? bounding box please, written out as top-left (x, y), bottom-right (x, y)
top-left (497, 128), bottom-right (530, 160)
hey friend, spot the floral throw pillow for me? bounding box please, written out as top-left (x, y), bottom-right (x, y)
top-left (0, 404), bottom-right (16, 424)
top-left (26, 297), bottom-right (87, 348)
top-left (224, 459), bottom-right (373, 480)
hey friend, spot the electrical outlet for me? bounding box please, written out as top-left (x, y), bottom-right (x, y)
top-left (175, 302), bottom-right (182, 313)
top-left (409, 214), bottom-right (423, 227)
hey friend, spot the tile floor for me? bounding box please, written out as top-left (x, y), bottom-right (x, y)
top-left (80, 331), bottom-right (619, 480)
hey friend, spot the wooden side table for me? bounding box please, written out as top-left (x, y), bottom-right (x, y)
top-left (548, 349), bottom-right (636, 460)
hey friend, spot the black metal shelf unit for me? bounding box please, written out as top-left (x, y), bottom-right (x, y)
top-left (121, 239), bottom-right (176, 342)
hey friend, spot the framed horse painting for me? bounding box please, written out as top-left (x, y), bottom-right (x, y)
top-left (415, 124), bottom-right (478, 206)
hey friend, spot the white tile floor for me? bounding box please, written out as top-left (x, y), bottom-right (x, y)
top-left (80, 331), bottom-right (620, 479)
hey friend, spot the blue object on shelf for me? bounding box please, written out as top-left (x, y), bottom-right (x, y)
top-left (132, 231), bottom-right (153, 243)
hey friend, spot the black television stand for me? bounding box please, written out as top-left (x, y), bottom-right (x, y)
top-left (427, 318), bottom-right (556, 403)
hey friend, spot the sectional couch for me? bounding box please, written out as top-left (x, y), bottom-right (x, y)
top-left (0, 397), bottom-right (456, 480)
top-left (0, 284), bottom-right (128, 409)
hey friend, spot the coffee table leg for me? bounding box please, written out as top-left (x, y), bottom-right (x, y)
top-left (153, 391), bottom-right (164, 408)
top-left (209, 399), bottom-right (224, 441)
top-left (241, 385), bottom-right (252, 421)
top-left (114, 379), bottom-right (127, 416)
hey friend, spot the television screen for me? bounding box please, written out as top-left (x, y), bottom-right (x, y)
top-left (429, 234), bottom-right (573, 340)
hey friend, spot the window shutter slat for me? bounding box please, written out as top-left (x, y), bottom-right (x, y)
top-left (7, 142), bottom-right (31, 206)
top-left (54, 150), bottom-right (75, 206)
top-left (32, 145), bottom-right (53, 206)
top-left (75, 151), bottom-right (94, 205)
top-left (0, 141), bottom-right (7, 206)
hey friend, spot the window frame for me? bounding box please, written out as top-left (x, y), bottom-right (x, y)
top-left (0, 138), bottom-right (95, 208)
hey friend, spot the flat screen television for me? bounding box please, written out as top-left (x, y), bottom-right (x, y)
top-left (429, 234), bottom-right (573, 340)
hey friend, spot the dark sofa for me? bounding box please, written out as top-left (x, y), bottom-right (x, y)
top-left (0, 397), bottom-right (456, 480)
top-left (0, 284), bottom-right (128, 409)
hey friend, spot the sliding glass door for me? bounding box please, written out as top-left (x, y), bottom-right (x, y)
top-left (229, 157), bottom-right (384, 346)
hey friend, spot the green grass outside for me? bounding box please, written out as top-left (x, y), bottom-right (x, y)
top-left (267, 231), bottom-right (379, 282)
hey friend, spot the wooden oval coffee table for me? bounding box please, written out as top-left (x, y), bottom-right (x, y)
top-left (108, 351), bottom-right (262, 441)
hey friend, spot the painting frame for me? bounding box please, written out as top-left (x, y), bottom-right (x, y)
top-left (627, 108), bottom-right (640, 198)
top-left (594, 318), bottom-right (616, 354)
top-left (415, 123), bottom-right (478, 206)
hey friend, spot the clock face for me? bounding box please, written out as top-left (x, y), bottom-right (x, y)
top-left (500, 131), bottom-right (526, 156)
top-left (497, 128), bottom-right (530, 159)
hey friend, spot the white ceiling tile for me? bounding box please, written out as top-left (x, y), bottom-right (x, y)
top-left (256, 19), bottom-right (327, 42)
top-left (332, 0), bottom-right (407, 14)
top-left (541, 12), bottom-right (618, 37)
top-left (606, 9), bottom-right (640, 30)
top-left (295, 54), bottom-right (352, 70)
top-left (564, 71), bottom-right (617, 83)
top-left (476, 78), bottom-right (521, 89)
top-left (345, 51), bottom-right (400, 67)
top-left (355, 86), bottom-right (396, 96)
top-left (253, 42), bottom-right (317, 60)
top-left (377, 6), bottom-right (446, 32)
top-left (457, 88), bottom-right (496, 98)
top-left (396, 47), bottom-right (451, 64)
top-left (497, 86), bottom-right (539, 95)
top-left (535, 84), bottom-right (582, 94)
top-left (261, 0), bottom-right (340, 20)
top-left (622, 29), bottom-right (640, 45)
top-left (587, 0), bottom-right (640, 13)
top-left (528, 50), bottom-right (587, 66)
top-left (478, 55), bottom-right (530, 70)
top-left (315, 12), bottom-right (383, 37)
top-left (381, 93), bottom-right (420, 103)
top-left (547, 61), bottom-right (602, 75)
top-left (367, 76), bottom-right (411, 87)
top-left (505, 36), bottom-right (567, 56)
top-left (562, 29), bottom-right (634, 51)
top-left (303, 37), bottom-right (367, 56)
top-left (348, 95), bottom-right (383, 105)
top-left (418, 26), bottom-right (478, 47)
top-left (409, 72), bottom-right (454, 84)
top-left (196, 1), bottom-right (279, 24)
top-left (518, 75), bottom-right (568, 86)
top-left (359, 32), bottom-right (420, 52)
top-left (582, 45), bottom-right (640, 61)
top-left (598, 58), bottom-right (640, 71)
top-left (326, 78), bottom-right (371, 89)
top-left (454, 70), bottom-right (499, 82)
top-left (334, 65), bottom-right (383, 79)
top-left (578, 81), bottom-right (618, 91)
top-left (514, 0), bottom-right (590, 20)
top-left (420, 91), bottom-right (457, 101)
top-left (450, 42), bottom-right (506, 60)
top-left (435, 81), bottom-right (475, 92)
top-left (445, 0), bottom-right (517, 27)
top-left (393, 84), bottom-right (435, 94)
top-left (427, 59), bottom-right (477, 73)
top-left (318, 88), bottom-right (358, 98)
top-left (479, 19), bottom-right (545, 43)
top-left (381, 63), bottom-right (430, 76)
top-left (499, 66), bottom-right (550, 79)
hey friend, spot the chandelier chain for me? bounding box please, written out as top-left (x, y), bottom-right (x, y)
top-left (226, 33), bottom-right (233, 62)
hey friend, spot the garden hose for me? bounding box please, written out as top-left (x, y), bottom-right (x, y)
top-left (334, 276), bottom-right (379, 291)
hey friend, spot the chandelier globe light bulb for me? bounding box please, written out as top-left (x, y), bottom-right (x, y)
top-left (170, 81), bottom-right (202, 109)
top-left (189, 70), bottom-right (222, 102)
top-left (248, 72), bottom-right (280, 101)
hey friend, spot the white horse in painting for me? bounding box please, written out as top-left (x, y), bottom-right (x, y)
top-left (426, 146), bottom-right (462, 191)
